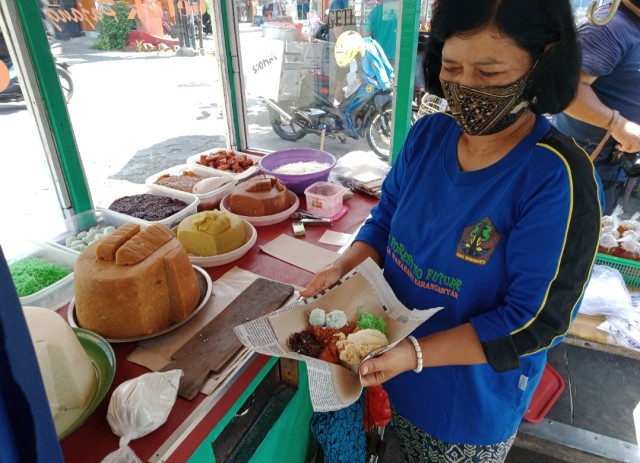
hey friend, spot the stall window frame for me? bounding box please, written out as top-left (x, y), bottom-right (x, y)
top-left (0, 0), bottom-right (91, 217)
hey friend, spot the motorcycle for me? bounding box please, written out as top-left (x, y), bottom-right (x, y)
top-left (263, 66), bottom-right (400, 159)
top-left (0, 52), bottom-right (73, 104)
top-left (263, 27), bottom-right (420, 160)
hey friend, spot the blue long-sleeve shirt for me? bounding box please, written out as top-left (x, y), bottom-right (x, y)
top-left (355, 113), bottom-right (601, 444)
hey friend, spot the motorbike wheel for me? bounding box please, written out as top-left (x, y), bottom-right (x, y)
top-left (366, 107), bottom-right (393, 160)
top-left (367, 108), bottom-right (420, 160)
top-left (269, 104), bottom-right (307, 141)
top-left (57, 66), bottom-right (73, 103)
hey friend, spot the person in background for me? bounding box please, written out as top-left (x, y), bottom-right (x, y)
top-left (552, 0), bottom-right (640, 215)
top-left (334, 30), bottom-right (393, 100)
top-left (329, 0), bottom-right (349, 10)
top-left (328, 0), bottom-right (354, 103)
top-left (362, 0), bottom-right (399, 67)
top-left (201, 10), bottom-right (212, 36)
top-left (301, 0), bottom-right (602, 462)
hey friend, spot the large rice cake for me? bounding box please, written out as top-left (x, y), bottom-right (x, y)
top-left (23, 306), bottom-right (97, 435)
top-left (74, 223), bottom-right (200, 338)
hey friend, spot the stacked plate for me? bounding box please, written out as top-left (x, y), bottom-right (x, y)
top-left (220, 191), bottom-right (300, 227)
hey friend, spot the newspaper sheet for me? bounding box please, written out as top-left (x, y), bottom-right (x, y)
top-left (234, 258), bottom-right (442, 412)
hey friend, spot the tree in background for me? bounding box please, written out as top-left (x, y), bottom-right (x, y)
top-left (94, 1), bottom-right (135, 50)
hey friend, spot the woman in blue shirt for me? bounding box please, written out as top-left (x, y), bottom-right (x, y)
top-left (301, 0), bottom-right (601, 461)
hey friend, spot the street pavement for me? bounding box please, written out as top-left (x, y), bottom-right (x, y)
top-left (0, 23), bottom-right (371, 253)
top-left (55, 25), bottom-right (370, 187)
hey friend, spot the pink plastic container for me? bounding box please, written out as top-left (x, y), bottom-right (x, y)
top-left (304, 181), bottom-right (346, 218)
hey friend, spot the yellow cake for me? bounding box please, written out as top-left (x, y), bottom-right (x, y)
top-left (177, 210), bottom-right (246, 256)
top-left (74, 223), bottom-right (201, 339)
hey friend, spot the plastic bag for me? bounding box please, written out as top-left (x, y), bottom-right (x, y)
top-left (100, 370), bottom-right (182, 463)
top-left (580, 265), bottom-right (632, 319)
top-left (329, 151), bottom-right (391, 198)
top-left (364, 385), bottom-right (391, 430)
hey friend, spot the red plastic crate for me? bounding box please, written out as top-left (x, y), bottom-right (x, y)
top-left (523, 363), bottom-right (565, 423)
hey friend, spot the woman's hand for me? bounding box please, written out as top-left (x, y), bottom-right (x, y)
top-left (299, 264), bottom-right (342, 298)
top-left (359, 338), bottom-right (417, 387)
top-left (612, 118), bottom-right (640, 154)
top-left (299, 242), bottom-right (382, 298)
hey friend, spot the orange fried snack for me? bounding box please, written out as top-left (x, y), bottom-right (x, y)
top-left (318, 341), bottom-right (341, 364)
top-left (307, 322), bottom-right (357, 346)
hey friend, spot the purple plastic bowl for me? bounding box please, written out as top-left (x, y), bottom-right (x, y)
top-left (259, 148), bottom-right (337, 195)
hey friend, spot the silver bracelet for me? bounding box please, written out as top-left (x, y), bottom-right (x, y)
top-left (407, 335), bottom-right (423, 373)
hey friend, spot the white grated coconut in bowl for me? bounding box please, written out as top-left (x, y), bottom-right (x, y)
top-left (272, 161), bottom-right (332, 175)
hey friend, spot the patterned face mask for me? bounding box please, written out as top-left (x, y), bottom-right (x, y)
top-left (440, 68), bottom-right (533, 136)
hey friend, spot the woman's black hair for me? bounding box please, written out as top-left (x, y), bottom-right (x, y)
top-left (424, 0), bottom-right (580, 115)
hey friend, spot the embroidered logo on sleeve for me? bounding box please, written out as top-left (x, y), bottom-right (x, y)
top-left (455, 216), bottom-right (501, 266)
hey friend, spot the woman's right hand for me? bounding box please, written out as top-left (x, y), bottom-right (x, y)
top-left (299, 264), bottom-right (342, 298)
top-left (299, 242), bottom-right (382, 298)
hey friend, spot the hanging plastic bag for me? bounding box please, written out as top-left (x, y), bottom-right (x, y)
top-left (100, 370), bottom-right (183, 463)
top-left (580, 265), bottom-right (632, 319)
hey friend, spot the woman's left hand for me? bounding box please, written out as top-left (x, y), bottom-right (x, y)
top-left (359, 338), bottom-right (417, 387)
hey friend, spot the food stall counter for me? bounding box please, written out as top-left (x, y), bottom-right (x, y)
top-left (57, 192), bottom-right (378, 462)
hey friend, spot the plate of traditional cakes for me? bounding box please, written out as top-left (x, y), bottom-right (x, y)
top-left (187, 149), bottom-right (261, 182)
top-left (145, 164), bottom-right (237, 209)
top-left (67, 223), bottom-right (213, 343)
top-left (174, 210), bottom-right (258, 267)
top-left (23, 306), bottom-right (116, 439)
top-left (287, 308), bottom-right (390, 373)
top-left (99, 184), bottom-right (199, 229)
top-left (220, 176), bottom-right (300, 227)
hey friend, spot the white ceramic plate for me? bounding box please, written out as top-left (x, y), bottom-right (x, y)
top-left (183, 219), bottom-right (257, 267)
top-left (220, 191), bottom-right (299, 227)
top-left (67, 265), bottom-right (212, 343)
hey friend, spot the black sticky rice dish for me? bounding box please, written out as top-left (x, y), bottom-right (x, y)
top-left (288, 330), bottom-right (323, 357)
top-left (109, 194), bottom-right (187, 221)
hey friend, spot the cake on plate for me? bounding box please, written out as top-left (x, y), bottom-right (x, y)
top-left (74, 223), bottom-right (200, 339)
top-left (154, 171), bottom-right (203, 193)
top-left (177, 210), bottom-right (246, 256)
top-left (228, 176), bottom-right (291, 217)
top-left (23, 306), bottom-right (97, 435)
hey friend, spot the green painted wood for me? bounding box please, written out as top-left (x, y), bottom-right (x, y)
top-left (220, 0), bottom-right (242, 148)
top-left (14, 0), bottom-right (91, 213)
top-left (188, 356), bottom-right (278, 462)
top-left (188, 360), bottom-right (313, 463)
top-left (248, 363), bottom-right (313, 463)
top-left (391, 0), bottom-right (420, 164)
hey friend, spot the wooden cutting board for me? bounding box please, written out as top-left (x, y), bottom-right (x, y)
top-left (161, 278), bottom-right (294, 400)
